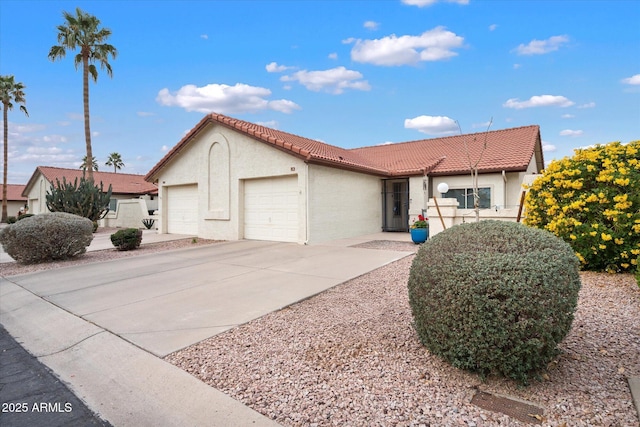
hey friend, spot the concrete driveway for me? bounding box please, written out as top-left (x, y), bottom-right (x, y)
top-left (1, 236), bottom-right (412, 425)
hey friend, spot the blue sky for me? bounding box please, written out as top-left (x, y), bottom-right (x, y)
top-left (1, 0), bottom-right (639, 184)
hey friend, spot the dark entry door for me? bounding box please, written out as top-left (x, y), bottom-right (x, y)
top-left (382, 179), bottom-right (409, 231)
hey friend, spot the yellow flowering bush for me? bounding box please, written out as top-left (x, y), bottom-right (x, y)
top-left (524, 141), bottom-right (639, 273)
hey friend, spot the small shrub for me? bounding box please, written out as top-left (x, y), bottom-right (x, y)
top-left (408, 220), bottom-right (581, 385)
top-left (6, 216), bottom-right (16, 224)
top-left (524, 140), bottom-right (639, 273)
top-left (0, 212), bottom-right (93, 264)
top-left (142, 218), bottom-right (155, 230)
top-left (17, 213), bottom-right (34, 221)
top-left (92, 221), bottom-right (98, 233)
top-left (110, 228), bottom-right (143, 251)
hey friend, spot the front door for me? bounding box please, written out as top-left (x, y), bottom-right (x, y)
top-left (382, 179), bottom-right (409, 232)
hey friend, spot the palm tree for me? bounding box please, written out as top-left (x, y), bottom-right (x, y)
top-left (80, 155), bottom-right (99, 172)
top-left (105, 152), bottom-right (124, 173)
top-left (1, 75), bottom-right (28, 222)
top-left (48, 7), bottom-right (117, 182)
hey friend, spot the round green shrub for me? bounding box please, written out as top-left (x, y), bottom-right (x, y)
top-left (408, 220), bottom-right (581, 385)
top-left (110, 228), bottom-right (143, 251)
top-left (0, 212), bottom-right (93, 264)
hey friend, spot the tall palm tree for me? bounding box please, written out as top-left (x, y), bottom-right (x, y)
top-left (1, 75), bottom-right (28, 222)
top-left (80, 155), bottom-right (99, 172)
top-left (105, 152), bottom-right (124, 173)
top-left (48, 7), bottom-right (117, 182)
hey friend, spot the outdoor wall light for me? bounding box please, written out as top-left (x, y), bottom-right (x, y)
top-left (434, 182), bottom-right (449, 230)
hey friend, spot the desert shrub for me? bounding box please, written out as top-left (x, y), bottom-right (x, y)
top-left (6, 216), bottom-right (16, 224)
top-left (408, 220), bottom-right (581, 385)
top-left (110, 228), bottom-right (143, 251)
top-left (0, 212), bottom-right (93, 264)
top-left (524, 140), bottom-right (639, 273)
top-left (46, 176), bottom-right (113, 221)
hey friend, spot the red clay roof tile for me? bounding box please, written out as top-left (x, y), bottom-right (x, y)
top-left (0, 184), bottom-right (27, 201)
top-left (145, 113), bottom-right (542, 181)
top-left (24, 167), bottom-right (158, 197)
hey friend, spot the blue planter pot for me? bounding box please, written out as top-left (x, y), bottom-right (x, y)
top-left (410, 228), bottom-right (428, 244)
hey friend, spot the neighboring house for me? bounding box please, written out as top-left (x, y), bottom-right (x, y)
top-left (145, 113), bottom-right (543, 244)
top-left (0, 184), bottom-right (28, 218)
top-left (22, 167), bottom-right (158, 228)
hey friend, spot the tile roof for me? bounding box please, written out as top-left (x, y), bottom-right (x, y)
top-left (23, 167), bottom-right (158, 197)
top-left (0, 184), bottom-right (27, 201)
top-left (146, 113), bottom-right (542, 181)
top-left (352, 125), bottom-right (543, 176)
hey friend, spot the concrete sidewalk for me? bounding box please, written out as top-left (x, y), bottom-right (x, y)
top-left (0, 236), bottom-right (413, 426)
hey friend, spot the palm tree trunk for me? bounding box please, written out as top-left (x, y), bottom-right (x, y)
top-left (2, 104), bottom-right (8, 221)
top-left (83, 53), bottom-right (94, 182)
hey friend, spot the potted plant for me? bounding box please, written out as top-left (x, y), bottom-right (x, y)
top-left (410, 214), bottom-right (429, 244)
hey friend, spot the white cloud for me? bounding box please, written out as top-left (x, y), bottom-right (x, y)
top-left (347, 26), bottom-right (464, 66)
top-left (66, 113), bottom-right (83, 121)
top-left (560, 129), bottom-right (584, 137)
top-left (280, 66), bottom-right (371, 94)
top-left (489, 24), bottom-right (498, 31)
top-left (266, 62), bottom-right (294, 73)
top-left (503, 95), bottom-right (574, 109)
top-left (364, 20), bottom-right (379, 30)
top-left (561, 114), bottom-right (575, 118)
top-left (621, 74), bottom-right (640, 85)
top-left (404, 115), bottom-right (458, 135)
top-left (156, 83), bottom-right (301, 114)
top-left (328, 52), bottom-right (338, 60)
top-left (514, 35), bottom-right (569, 55)
top-left (542, 142), bottom-right (557, 152)
top-left (200, 34), bottom-right (208, 40)
top-left (577, 102), bottom-right (596, 109)
top-left (402, 0), bottom-right (469, 7)
top-left (137, 111), bottom-right (155, 117)
top-left (513, 63), bottom-right (522, 69)
top-left (161, 145), bottom-right (169, 152)
top-left (255, 120), bottom-right (279, 128)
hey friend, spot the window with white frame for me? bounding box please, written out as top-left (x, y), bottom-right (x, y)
top-left (108, 199), bottom-right (118, 212)
top-left (442, 187), bottom-right (491, 209)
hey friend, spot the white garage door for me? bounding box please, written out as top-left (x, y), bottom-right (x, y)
top-left (166, 184), bottom-right (198, 235)
top-left (244, 176), bottom-right (298, 242)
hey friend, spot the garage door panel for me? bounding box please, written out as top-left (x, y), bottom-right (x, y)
top-left (244, 176), bottom-right (298, 242)
top-left (167, 185), bottom-right (198, 235)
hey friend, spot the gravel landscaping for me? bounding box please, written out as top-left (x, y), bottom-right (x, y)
top-left (166, 241), bottom-right (640, 427)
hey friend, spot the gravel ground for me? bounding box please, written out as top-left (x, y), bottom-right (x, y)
top-left (166, 241), bottom-right (640, 427)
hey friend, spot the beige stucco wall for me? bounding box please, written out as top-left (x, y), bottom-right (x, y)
top-left (154, 123), bottom-right (310, 242)
top-left (103, 198), bottom-right (151, 229)
top-left (153, 123), bottom-right (385, 244)
top-left (306, 164), bottom-right (382, 244)
top-left (4, 201), bottom-right (27, 218)
top-left (24, 174), bottom-right (49, 214)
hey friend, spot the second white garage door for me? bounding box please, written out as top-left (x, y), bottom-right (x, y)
top-left (244, 176), bottom-right (298, 242)
top-left (166, 184), bottom-right (199, 235)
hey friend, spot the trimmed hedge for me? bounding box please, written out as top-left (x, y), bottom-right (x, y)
top-left (408, 220), bottom-right (581, 385)
top-left (110, 228), bottom-right (143, 251)
top-left (0, 212), bottom-right (93, 264)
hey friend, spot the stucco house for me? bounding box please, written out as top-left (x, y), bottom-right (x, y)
top-left (1, 184), bottom-right (28, 218)
top-left (145, 113), bottom-right (543, 244)
top-left (22, 166), bottom-right (158, 228)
